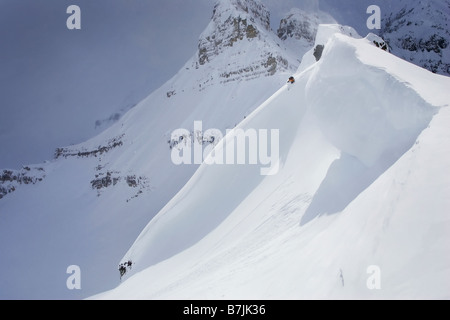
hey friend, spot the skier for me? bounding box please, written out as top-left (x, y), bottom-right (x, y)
top-left (288, 76), bottom-right (295, 84)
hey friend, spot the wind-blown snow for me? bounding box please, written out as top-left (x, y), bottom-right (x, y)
top-left (92, 25), bottom-right (450, 300)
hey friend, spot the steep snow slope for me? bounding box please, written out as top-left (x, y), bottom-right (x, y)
top-left (380, 0), bottom-right (450, 76)
top-left (0, 0), bottom-right (303, 300)
top-left (93, 25), bottom-right (450, 300)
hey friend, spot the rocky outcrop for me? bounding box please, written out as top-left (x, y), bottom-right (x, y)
top-left (366, 33), bottom-right (389, 52)
top-left (54, 134), bottom-right (124, 159)
top-left (0, 167), bottom-right (46, 200)
top-left (313, 45), bottom-right (324, 61)
top-left (198, 0), bottom-right (270, 66)
top-left (278, 9), bottom-right (325, 43)
top-left (91, 165), bottom-right (150, 201)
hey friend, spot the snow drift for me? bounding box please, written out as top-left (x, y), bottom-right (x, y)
top-left (93, 24), bottom-right (450, 300)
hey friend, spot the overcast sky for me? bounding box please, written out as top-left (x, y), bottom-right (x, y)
top-left (0, 0), bottom-right (380, 169)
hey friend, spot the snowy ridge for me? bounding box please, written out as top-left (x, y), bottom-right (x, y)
top-left (93, 25), bottom-right (450, 300)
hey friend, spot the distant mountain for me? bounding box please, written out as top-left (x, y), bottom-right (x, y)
top-left (1, 0), bottom-right (449, 301)
top-left (277, 7), bottom-right (336, 58)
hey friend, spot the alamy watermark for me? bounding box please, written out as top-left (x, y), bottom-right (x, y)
top-left (170, 121), bottom-right (280, 176)
top-left (367, 5), bottom-right (381, 30)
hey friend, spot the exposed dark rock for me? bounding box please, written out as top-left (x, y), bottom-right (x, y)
top-left (90, 168), bottom-right (150, 201)
top-left (194, 0), bottom-right (293, 86)
top-left (0, 167), bottom-right (46, 200)
top-left (166, 90), bottom-right (176, 98)
top-left (126, 175), bottom-right (138, 188)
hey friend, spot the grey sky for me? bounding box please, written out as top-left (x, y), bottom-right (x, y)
top-left (0, 0), bottom-right (382, 169)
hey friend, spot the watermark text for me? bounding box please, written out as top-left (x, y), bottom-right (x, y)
top-left (67, 5), bottom-right (81, 30)
top-left (170, 121), bottom-right (280, 176)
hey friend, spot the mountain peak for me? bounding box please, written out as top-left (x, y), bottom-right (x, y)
top-left (212, 0), bottom-right (271, 31)
top-left (198, 0), bottom-right (271, 67)
top-left (100, 25), bottom-right (450, 300)
top-left (277, 8), bottom-right (337, 55)
top-left (192, 0), bottom-right (297, 86)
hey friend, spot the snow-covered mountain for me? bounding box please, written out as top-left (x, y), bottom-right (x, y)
top-left (0, 0), bottom-right (332, 300)
top-left (93, 24), bottom-right (450, 300)
top-left (379, 0), bottom-right (450, 76)
top-left (277, 7), bottom-right (336, 58)
top-left (1, 0), bottom-right (449, 300)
